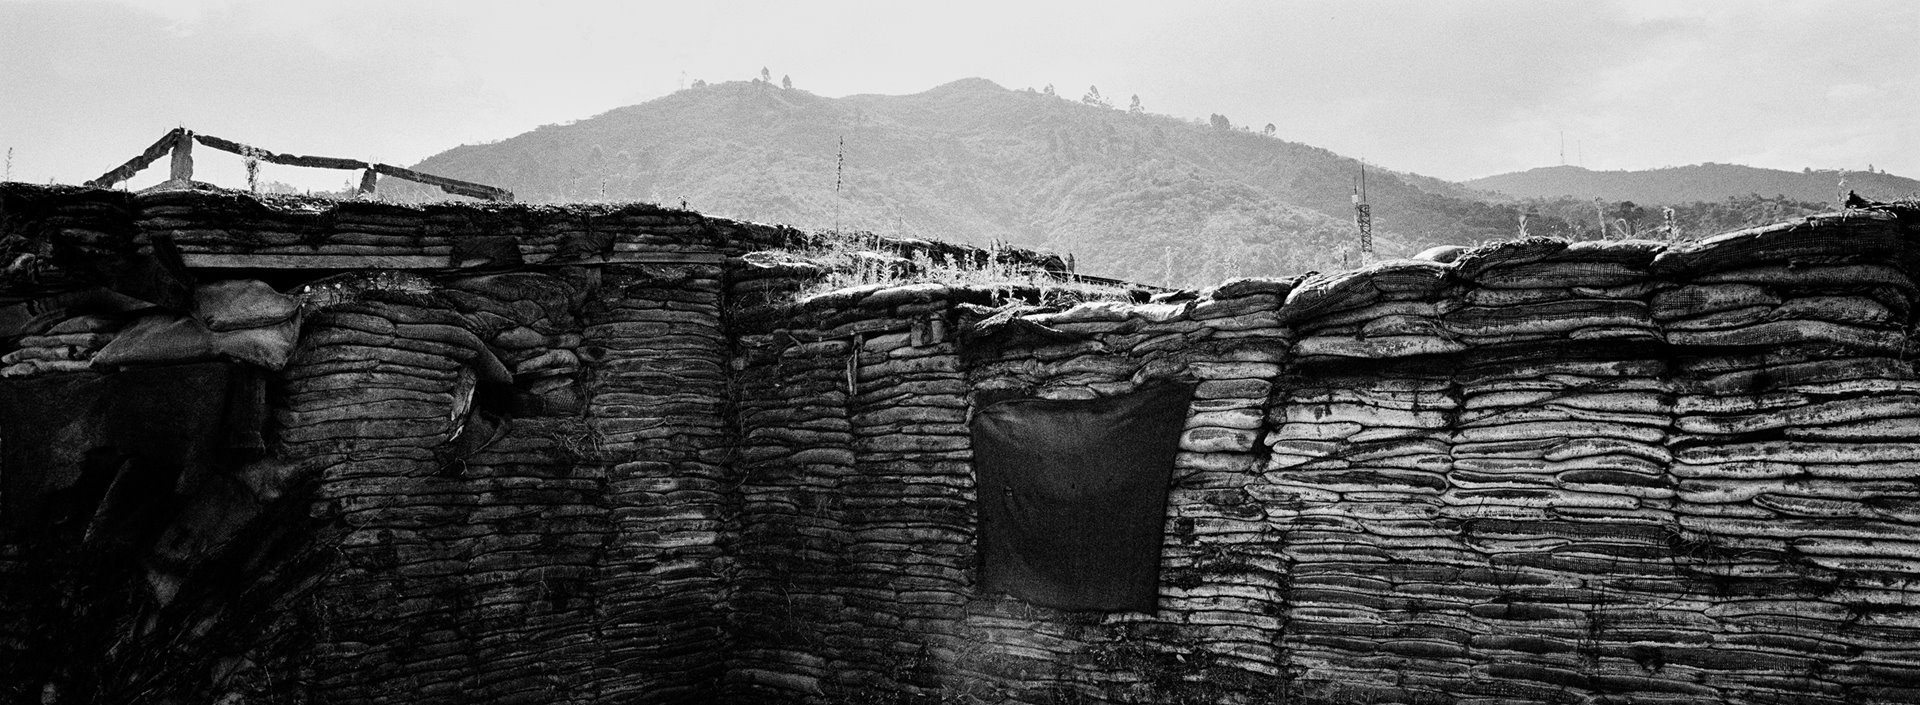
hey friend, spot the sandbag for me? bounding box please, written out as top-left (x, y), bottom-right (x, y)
top-left (1282, 260), bottom-right (1448, 324)
top-left (1450, 237), bottom-right (1568, 280)
top-left (192, 279), bottom-right (299, 331)
top-left (92, 314), bottom-right (220, 367)
top-left (0, 359), bottom-right (94, 378)
top-left (213, 315), bottom-right (302, 370)
top-left (93, 312), bottom-right (302, 370)
top-left (1651, 210), bottom-right (1904, 276)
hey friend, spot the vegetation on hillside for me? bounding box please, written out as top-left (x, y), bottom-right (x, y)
top-left (394, 78), bottom-right (1874, 287)
top-left (395, 78), bottom-right (1538, 286)
top-left (1466, 163), bottom-right (1920, 207)
top-left (1503, 193), bottom-right (1828, 242)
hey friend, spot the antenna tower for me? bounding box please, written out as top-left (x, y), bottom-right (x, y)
top-left (1353, 161), bottom-right (1374, 264)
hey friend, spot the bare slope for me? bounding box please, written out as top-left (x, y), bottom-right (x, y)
top-left (402, 78), bottom-right (1534, 286)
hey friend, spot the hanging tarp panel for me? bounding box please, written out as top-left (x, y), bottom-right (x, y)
top-left (970, 383), bottom-right (1194, 612)
top-left (0, 362), bottom-right (265, 529)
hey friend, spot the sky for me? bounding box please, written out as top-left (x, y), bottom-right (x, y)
top-left (2, 0), bottom-right (1916, 191)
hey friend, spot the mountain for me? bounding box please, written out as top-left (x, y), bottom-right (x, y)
top-left (398, 78), bottom-right (1539, 287)
top-left (1465, 164), bottom-right (1920, 207)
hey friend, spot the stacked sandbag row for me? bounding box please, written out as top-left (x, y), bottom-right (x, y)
top-left (135, 188), bottom-right (354, 254)
top-left (1256, 212), bottom-right (1920, 704)
top-left (947, 283), bottom-right (1294, 704)
top-left (1446, 353), bottom-right (1687, 705)
top-left (1159, 278), bottom-right (1294, 691)
top-left (1278, 259), bottom-right (1458, 363)
top-left (730, 251), bottom-right (831, 310)
top-left (133, 190), bottom-right (736, 263)
top-left (439, 271), bottom-right (589, 416)
top-left (1439, 237), bottom-right (1678, 670)
top-left (725, 290), bottom-right (863, 704)
top-left (281, 295), bottom-right (606, 704)
top-left (578, 264), bottom-right (732, 703)
top-left (1443, 238), bottom-right (1670, 536)
top-left (2, 277), bottom-right (303, 378)
top-left (1654, 211), bottom-right (1920, 704)
top-left (272, 263), bottom-right (737, 704)
top-left (427, 270), bottom-right (634, 705)
top-left (18, 180), bottom-right (1920, 703)
top-left (839, 284), bottom-right (977, 702)
top-left (280, 297), bottom-right (489, 700)
top-left (1443, 238), bottom-right (1663, 348)
top-left (1259, 259), bottom-right (1466, 702)
top-left (1262, 367), bottom-right (1464, 704)
top-left (0, 184), bottom-right (745, 702)
top-left (1243, 220), bottom-right (1920, 703)
top-left (0, 315), bottom-right (124, 376)
top-left (0, 184), bottom-right (136, 298)
top-left (723, 283), bottom-right (989, 704)
top-left (127, 185), bottom-right (1042, 274)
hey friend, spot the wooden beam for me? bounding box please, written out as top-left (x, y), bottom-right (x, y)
top-left (193, 133), bottom-right (370, 171)
top-left (180, 251), bottom-right (726, 269)
top-left (85, 128), bottom-right (184, 188)
top-left (168, 131), bottom-right (195, 183)
top-left (84, 128), bottom-right (512, 201)
top-left (1047, 271), bottom-right (1175, 292)
top-left (374, 163), bottom-right (513, 202)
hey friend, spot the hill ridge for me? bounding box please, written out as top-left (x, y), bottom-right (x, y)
top-left (1467, 163), bottom-right (1920, 206)
top-left (399, 78), bottom-right (1852, 286)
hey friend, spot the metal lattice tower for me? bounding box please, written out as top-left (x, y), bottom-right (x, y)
top-left (1353, 162), bottom-right (1373, 263)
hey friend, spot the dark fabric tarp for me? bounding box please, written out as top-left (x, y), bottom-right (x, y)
top-left (970, 382), bottom-right (1194, 611)
top-left (0, 362), bottom-right (265, 530)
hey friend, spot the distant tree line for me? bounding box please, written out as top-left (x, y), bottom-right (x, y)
top-left (1515, 193), bottom-right (1828, 241)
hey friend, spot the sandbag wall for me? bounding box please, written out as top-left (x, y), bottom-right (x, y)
top-left (725, 280), bottom-right (988, 703)
top-left (2, 182), bottom-right (1067, 703)
top-left (156, 197), bottom-right (750, 703)
top-left (0, 185), bottom-right (770, 703)
top-left (722, 276), bottom-right (1299, 704)
top-left (953, 282), bottom-right (1297, 705)
top-left (279, 263), bottom-right (737, 704)
top-left (1257, 213), bottom-right (1920, 705)
top-left (720, 207), bottom-right (1920, 705)
top-left (580, 261), bottom-right (733, 701)
top-left (11, 181), bottom-right (1920, 704)
top-left (0, 185), bottom-right (337, 703)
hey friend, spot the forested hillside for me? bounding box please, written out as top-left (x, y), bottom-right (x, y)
top-left (400, 78), bottom-right (1876, 287)
top-left (1466, 163), bottom-right (1920, 207)
top-left (400, 79), bottom-right (1533, 286)
top-left (1514, 193), bottom-right (1829, 242)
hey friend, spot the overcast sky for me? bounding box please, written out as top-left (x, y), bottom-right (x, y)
top-left (3, 0), bottom-right (1915, 191)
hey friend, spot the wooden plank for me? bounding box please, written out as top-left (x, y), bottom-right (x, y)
top-left (534, 251), bottom-right (725, 266)
top-left (271, 153), bottom-right (367, 170)
top-left (374, 163), bottom-right (514, 202)
top-left (169, 131), bottom-right (194, 182)
top-left (84, 129), bottom-right (508, 199)
top-left (181, 251), bottom-right (726, 269)
top-left (193, 133), bottom-right (369, 171)
top-left (183, 253), bottom-right (442, 269)
top-left (85, 128), bottom-right (184, 187)
top-left (1048, 271), bottom-right (1171, 292)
